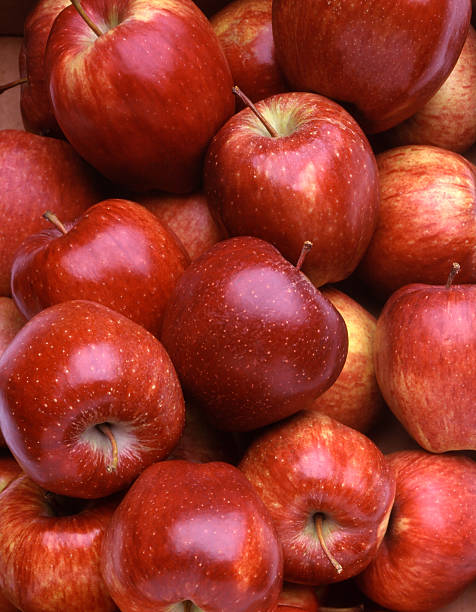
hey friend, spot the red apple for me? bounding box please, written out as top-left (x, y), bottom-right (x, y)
top-left (373, 275), bottom-right (476, 453)
top-left (0, 129), bottom-right (106, 296)
top-left (382, 25), bottom-right (476, 153)
top-left (0, 473), bottom-right (118, 612)
top-left (211, 0), bottom-right (288, 104)
top-left (272, 0), bottom-right (471, 133)
top-left (239, 411), bottom-right (396, 585)
top-left (356, 450), bottom-right (476, 611)
top-left (11, 198), bottom-right (189, 336)
top-left (161, 236), bottom-right (348, 431)
top-left (0, 299), bottom-right (185, 498)
top-left (101, 459), bottom-right (283, 611)
top-left (357, 145), bottom-right (476, 298)
top-left (277, 583), bottom-right (319, 611)
top-left (45, 0), bottom-right (235, 193)
top-left (204, 92), bottom-right (380, 288)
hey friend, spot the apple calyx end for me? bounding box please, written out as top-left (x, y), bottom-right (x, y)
top-left (445, 262), bottom-right (461, 289)
top-left (232, 85), bottom-right (279, 138)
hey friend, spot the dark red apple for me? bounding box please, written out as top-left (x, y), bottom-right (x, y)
top-left (101, 460), bottom-right (283, 611)
top-left (161, 236), bottom-right (348, 431)
top-left (0, 300), bottom-right (185, 498)
top-left (272, 0), bottom-right (471, 133)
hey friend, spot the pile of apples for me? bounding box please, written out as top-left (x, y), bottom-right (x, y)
top-left (0, 1), bottom-right (475, 611)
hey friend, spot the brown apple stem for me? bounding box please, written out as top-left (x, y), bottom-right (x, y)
top-left (43, 210), bottom-right (68, 235)
top-left (445, 262), bottom-right (461, 289)
top-left (295, 240), bottom-right (313, 271)
top-left (97, 423), bottom-right (119, 472)
top-left (232, 85), bottom-right (279, 138)
top-left (315, 514), bottom-right (343, 574)
top-left (0, 77), bottom-right (27, 95)
top-left (70, 0), bottom-right (104, 37)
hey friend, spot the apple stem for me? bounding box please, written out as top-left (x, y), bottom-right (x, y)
top-left (43, 211), bottom-right (68, 235)
top-left (0, 77), bottom-right (27, 95)
top-left (315, 514), bottom-right (343, 574)
top-left (232, 85), bottom-right (279, 138)
top-left (70, 0), bottom-right (104, 37)
top-left (296, 241), bottom-right (313, 271)
top-left (445, 262), bottom-right (461, 289)
top-left (97, 423), bottom-right (119, 472)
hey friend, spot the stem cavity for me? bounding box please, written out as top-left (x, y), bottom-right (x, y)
top-left (97, 423), bottom-right (119, 472)
top-left (70, 0), bottom-right (104, 37)
top-left (232, 85), bottom-right (279, 138)
top-left (315, 514), bottom-right (343, 575)
top-left (43, 211), bottom-right (68, 235)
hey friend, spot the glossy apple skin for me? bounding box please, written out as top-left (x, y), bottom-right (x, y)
top-left (161, 236), bottom-right (348, 431)
top-left (373, 282), bottom-right (476, 453)
top-left (357, 145), bottom-right (476, 297)
top-left (45, 0), bottom-right (234, 193)
top-left (272, 0), bottom-right (471, 133)
top-left (204, 92), bottom-right (380, 288)
top-left (11, 198), bottom-right (189, 336)
top-left (0, 452), bottom-right (21, 612)
top-left (211, 0), bottom-right (288, 104)
top-left (239, 412), bottom-right (396, 585)
top-left (0, 300), bottom-right (185, 498)
top-left (0, 130), bottom-right (105, 296)
top-left (0, 474), bottom-right (118, 612)
top-left (19, 0), bottom-right (68, 137)
top-left (356, 451), bottom-right (476, 611)
top-left (101, 460), bottom-right (283, 611)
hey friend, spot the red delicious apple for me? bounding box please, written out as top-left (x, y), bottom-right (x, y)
top-left (133, 191), bottom-right (227, 261)
top-left (357, 145), bottom-right (476, 298)
top-left (272, 0), bottom-right (472, 133)
top-left (382, 25), bottom-right (476, 153)
top-left (211, 0), bottom-right (288, 104)
top-left (276, 583), bottom-right (319, 611)
top-left (0, 299), bottom-right (185, 498)
top-left (0, 473), bottom-right (118, 612)
top-left (0, 453), bottom-right (21, 612)
top-left (204, 91), bottom-right (380, 288)
top-left (0, 129), bottom-right (106, 296)
top-left (373, 272), bottom-right (476, 453)
top-left (308, 287), bottom-right (384, 433)
top-left (0, 38), bottom-right (23, 131)
top-left (101, 459), bottom-right (283, 611)
top-left (161, 236), bottom-right (348, 431)
top-left (45, 0), bottom-right (235, 193)
top-left (239, 411), bottom-right (396, 585)
top-left (11, 198), bottom-right (189, 335)
top-left (356, 450), bottom-right (476, 611)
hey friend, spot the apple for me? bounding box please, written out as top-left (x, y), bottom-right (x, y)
top-left (277, 583), bottom-right (319, 611)
top-left (161, 236), bottom-right (348, 431)
top-left (45, 0), bottom-right (235, 193)
top-left (211, 0), bottom-right (288, 104)
top-left (11, 198), bottom-right (190, 336)
top-left (0, 299), bottom-right (185, 498)
top-left (382, 25), bottom-right (476, 153)
top-left (356, 450), bottom-right (476, 611)
top-left (101, 459), bottom-right (283, 611)
top-left (0, 453), bottom-right (21, 612)
top-left (356, 145), bottom-right (476, 298)
top-left (308, 287), bottom-right (384, 433)
top-left (272, 0), bottom-right (472, 133)
top-left (0, 298), bottom-right (25, 360)
top-left (0, 473), bottom-right (118, 612)
top-left (203, 91), bottom-right (380, 288)
top-left (239, 411), bottom-right (396, 585)
top-left (373, 271), bottom-right (476, 453)
top-left (0, 129), bottom-right (106, 296)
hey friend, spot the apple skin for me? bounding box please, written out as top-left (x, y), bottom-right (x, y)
top-left (373, 281), bottom-right (476, 453)
top-left (211, 0), bottom-right (288, 104)
top-left (204, 92), bottom-right (380, 288)
top-left (357, 145), bottom-right (476, 298)
top-left (0, 299), bottom-right (185, 499)
top-left (239, 411), bottom-right (396, 586)
top-left (160, 236), bottom-right (348, 431)
top-left (0, 129), bottom-right (106, 296)
top-left (45, 0), bottom-right (235, 193)
top-left (100, 459), bottom-right (283, 611)
top-left (0, 473), bottom-right (118, 612)
top-left (356, 450), bottom-right (476, 611)
top-left (0, 454), bottom-right (21, 612)
top-left (11, 198), bottom-right (189, 336)
top-left (382, 25), bottom-right (476, 153)
top-left (276, 583), bottom-right (319, 611)
top-left (308, 287), bottom-right (384, 433)
top-left (272, 0), bottom-right (471, 133)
